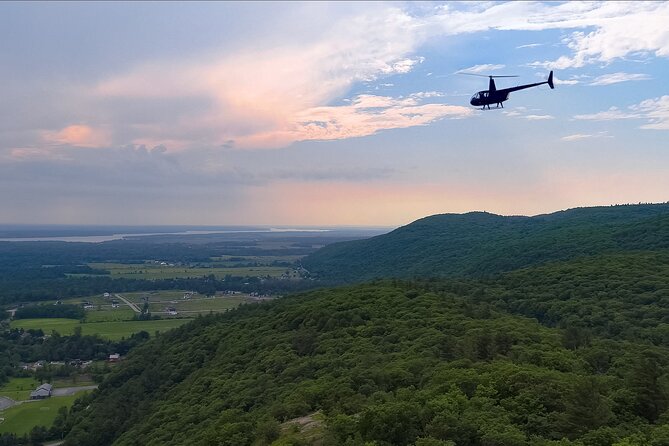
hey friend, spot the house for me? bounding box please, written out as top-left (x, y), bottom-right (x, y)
top-left (165, 306), bottom-right (178, 316)
top-left (109, 353), bottom-right (121, 362)
top-left (30, 383), bottom-right (52, 400)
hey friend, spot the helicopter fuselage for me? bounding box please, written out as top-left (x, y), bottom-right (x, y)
top-left (470, 90), bottom-right (510, 107)
top-left (469, 71), bottom-right (553, 109)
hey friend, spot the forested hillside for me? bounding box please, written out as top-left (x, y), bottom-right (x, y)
top-left (60, 251), bottom-right (669, 446)
top-left (302, 203), bottom-right (669, 282)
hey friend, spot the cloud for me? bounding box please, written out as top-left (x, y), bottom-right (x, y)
top-left (554, 79), bottom-right (580, 86)
top-left (91, 2), bottom-right (667, 150)
top-left (552, 73), bottom-right (581, 85)
top-left (516, 43), bottom-right (543, 49)
top-left (236, 94), bottom-right (473, 148)
top-left (41, 125), bottom-right (111, 148)
top-left (633, 96), bottom-right (669, 130)
top-left (589, 72), bottom-right (651, 86)
top-left (410, 91), bottom-right (445, 99)
top-left (456, 64), bottom-right (505, 74)
top-left (521, 2), bottom-right (669, 69)
top-left (6, 2), bottom-right (669, 154)
top-left (574, 106), bottom-right (641, 121)
top-left (574, 96), bottom-right (669, 129)
top-left (561, 131), bottom-right (612, 141)
top-left (525, 114), bottom-right (554, 120)
top-left (81, 5), bottom-right (452, 151)
top-left (390, 57), bottom-right (425, 74)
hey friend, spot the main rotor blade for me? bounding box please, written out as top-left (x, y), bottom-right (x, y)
top-left (457, 72), bottom-right (519, 78)
top-left (457, 72), bottom-right (490, 77)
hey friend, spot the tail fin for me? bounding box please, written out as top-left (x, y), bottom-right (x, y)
top-left (547, 71), bottom-right (554, 89)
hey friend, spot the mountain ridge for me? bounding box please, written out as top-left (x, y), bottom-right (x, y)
top-left (302, 203), bottom-right (669, 282)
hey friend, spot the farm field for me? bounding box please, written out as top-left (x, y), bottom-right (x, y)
top-left (15, 291), bottom-right (266, 329)
top-left (123, 290), bottom-right (193, 303)
top-left (0, 394), bottom-right (83, 436)
top-left (147, 295), bottom-right (254, 314)
top-left (121, 290), bottom-right (264, 314)
top-left (211, 254), bottom-right (303, 265)
top-left (84, 308), bottom-right (137, 322)
top-left (39, 295), bottom-right (108, 306)
top-left (87, 262), bottom-right (288, 279)
top-left (10, 318), bottom-right (191, 340)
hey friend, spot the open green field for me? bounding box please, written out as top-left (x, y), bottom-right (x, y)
top-left (84, 307), bottom-right (136, 322)
top-left (0, 394), bottom-right (84, 436)
top-left (211, 254), bottom-right (303, 265)
top-left (10, 318), bottom-right (192, 340)
top-left (88, 262), bottom-right (287, 279)
top-left (38, 295), bottom-right (108, 306)
top-left (147, 296), bottom-right (252, 314)
top-left (17, 291), bottom-right (265, 325)
top-left (0, 378), bottom-right (40, 402)
top-left (122, 291), bottom-right (264, 314)
top-left (123, 290), bottom-right (193, 303)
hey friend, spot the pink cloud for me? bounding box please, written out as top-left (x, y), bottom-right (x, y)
top-left (236, 95), bottom-right (472, 149)
top-left (7, 148), bottom-right (71, 161)
top-left (87, 5), bottom-right (456, 151)
top-left (41, 125), bottom-right (111, 148)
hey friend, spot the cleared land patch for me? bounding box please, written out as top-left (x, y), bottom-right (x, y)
top-left (87, 262), bottom-right (287, 279)
top-left (0, 394), bottom-right (83, 436)
top-left (10, 318), bottom-right (191, 340)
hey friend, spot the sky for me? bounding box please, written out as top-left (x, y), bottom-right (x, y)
top-left (1, 1), bottom-right (668, 226)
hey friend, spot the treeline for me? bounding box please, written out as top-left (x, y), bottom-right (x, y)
top-left (0, 274), bottom-right (326, 305)
top-left (0, 327), bottom-right (150, 386)
top-left (14, 304), bottom-right (85, 320)
top-left (59, 256), bottom-right (669, 445)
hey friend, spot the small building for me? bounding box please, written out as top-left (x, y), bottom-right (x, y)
top-left (165, 306), bottom-right (178, 316)
top-left (103, 292), bottom-right (110, 298)
top-left (30, 383), bottom-right (52, 400)
top-left (109, 353), bottom-right (120, 362)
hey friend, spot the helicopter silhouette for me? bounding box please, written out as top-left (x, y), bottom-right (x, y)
top-left (463, 71), bottom-right (554, 109)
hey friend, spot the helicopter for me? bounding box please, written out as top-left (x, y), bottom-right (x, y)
top-left (464, 70), bottom-right (554, 109)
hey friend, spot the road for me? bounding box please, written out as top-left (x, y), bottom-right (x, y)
top-left (0, 396), bottom-right (15, 410)
top-left (115, 294), bottom-right (141, 313)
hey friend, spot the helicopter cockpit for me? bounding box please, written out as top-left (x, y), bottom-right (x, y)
top-left (470, 91), bottom-right (488, 106)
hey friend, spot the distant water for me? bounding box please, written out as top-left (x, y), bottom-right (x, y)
top-left (0, 228), bottom-right (330, 243)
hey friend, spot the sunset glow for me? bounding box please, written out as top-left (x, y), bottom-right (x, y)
top-left (1, 1), bottom-right (668, 225)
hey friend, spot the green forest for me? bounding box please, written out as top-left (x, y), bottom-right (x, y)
top-left (61, 249), bottom-right (669, 445)
top-left (3, 203), bottom-right (669, 445)
top-left (302, 204), bottom-right (669, 282)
